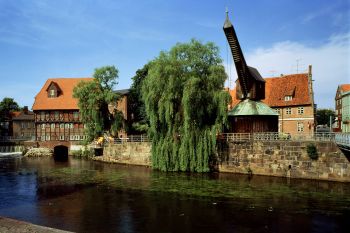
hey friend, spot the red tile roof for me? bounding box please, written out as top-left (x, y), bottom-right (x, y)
top-left (340, 84), bottom-right (350, 93)
top-left (230, 73), bottom-right (312, 107)
top-left (32, 78), bottom-right (93, 110)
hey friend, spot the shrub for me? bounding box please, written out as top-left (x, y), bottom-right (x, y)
top-left (306, 144), bottom-right (318, 160)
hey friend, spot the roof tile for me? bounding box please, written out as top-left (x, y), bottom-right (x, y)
top-left (230, 73), bottom-right (312, 107)
top-left (32, 78), bottom-right (93, 110)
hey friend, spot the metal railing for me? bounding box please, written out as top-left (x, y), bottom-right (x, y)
top-left (0, 136), bottom-right (35, 142)
top-left (112, 135), bottom-right (150, 144)
top-left (334, 133), bottom-right (350, 147)
top-left (219, 132), bottom-right (340, 142)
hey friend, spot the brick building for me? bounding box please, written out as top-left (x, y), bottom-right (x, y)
top-left (230, 67), bottom-right (315, 136)
top-left (32, 78), bottom-right (93, 143)
top-left (12, 106), bottom-right (35, 140)
top-left (334, 84), bottom-right (350, 132)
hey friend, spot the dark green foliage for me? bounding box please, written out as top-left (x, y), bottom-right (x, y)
top-left (73, 66), bottom-right (124, 142)
top-left (316, 109), bottom-right (335, 126)
top-left (142, 39), bottom-right (230, 172)
top-left (0, 97), bottom-right (20, 117)
top-left (128, 64), bottom-right (149, 134)
top-left (306, 143), bottom-right (318, 160)
top-left (0, 97), bottom-right (20, 135)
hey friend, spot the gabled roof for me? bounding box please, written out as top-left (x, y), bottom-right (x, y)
top-left (12, 111), bottom-right (34, 121)
top-left (114, 89), bottom-right (130, 95)
top-left (32, 78), bottom-right (93, 110)
top-left (339, 84), bottom-right (350, 93)
top-left (230, 73), bottom-right (312, 107)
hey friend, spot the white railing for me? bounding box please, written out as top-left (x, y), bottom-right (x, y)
top-left (0, 136), bottom-right (35, 142)
top-left (334, 133), bottom-right (350, 147)
top-left (219, 132), bottom-right (340, 142)
top-left (113, 135), bottom-right (150, 144)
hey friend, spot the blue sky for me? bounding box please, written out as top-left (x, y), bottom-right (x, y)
top-left (0, 0), bottom-right (349, 109)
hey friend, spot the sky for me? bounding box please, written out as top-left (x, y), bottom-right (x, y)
top-left (0, 0), bottom-right (349, 109)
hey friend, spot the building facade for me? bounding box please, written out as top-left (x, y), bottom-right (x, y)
top-left (229, 66), bottom-right (315, 136)
top-left (334, 84), bottom-right (350, 132)
top-left (32, 78), bottom-right (92, 143)
top-left (12, 106), bottom-right (35, 140)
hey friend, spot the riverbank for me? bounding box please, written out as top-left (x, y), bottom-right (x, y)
top-left (0, 217), bottom-right (73, 233)
top-left (99, 140), bottom-right (350, 182)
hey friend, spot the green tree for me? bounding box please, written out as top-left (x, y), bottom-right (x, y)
top-left (316, 109), bottom-right (335, 126)
top-left (73, 66), bottom-right (124, 141)
top-left (142, 39), bottom-right (230, 172)
top-left (0, 97), bottom-right (20, 116)
top-left (128, 64), bottom-right (149, 134)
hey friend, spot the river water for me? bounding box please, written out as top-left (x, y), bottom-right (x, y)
top-left (0, 155), bottom-right (349, 233)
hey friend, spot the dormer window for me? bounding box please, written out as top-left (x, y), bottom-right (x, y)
top-left (49, 89), bottom-right (56, 98)
top-left (284, 95), bottom-right (293, 101)
top-left (46, 81), bottom-right (61, 98)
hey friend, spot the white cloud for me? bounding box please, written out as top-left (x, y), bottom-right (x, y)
top-left (225, 33), bottom-right (350, 109)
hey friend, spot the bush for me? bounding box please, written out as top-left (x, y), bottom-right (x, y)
top-left (307, 144), bottom-right (318, 160)
top-left (71, 146), bottom-right (94, 158)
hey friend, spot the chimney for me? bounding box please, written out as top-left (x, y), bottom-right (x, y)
top-left (23, 106), bottom-right (28, 114)
top-left (308, 65), bottom-right (312, 77)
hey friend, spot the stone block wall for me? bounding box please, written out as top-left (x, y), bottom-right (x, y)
top-left (96, 142), bottom-right (151, 166)
top-left (217, 140), bottom-right (350, 182)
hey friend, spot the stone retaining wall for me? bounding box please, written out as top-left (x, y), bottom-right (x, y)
top-left (99, 141), bottom-right (349, 182)
top-left (95, 142), bottom-right (151, 166)
top-left (217, 140), bottom-right (350, 182)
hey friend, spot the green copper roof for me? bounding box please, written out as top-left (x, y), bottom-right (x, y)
top-left (228, 99), bottom-right (278, 116)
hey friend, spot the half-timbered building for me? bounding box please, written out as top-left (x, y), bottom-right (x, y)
top-left (32, 78), bottom-right (93, 143)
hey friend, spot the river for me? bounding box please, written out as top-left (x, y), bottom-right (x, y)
top-left (0, 155), bottom-right (349, 233)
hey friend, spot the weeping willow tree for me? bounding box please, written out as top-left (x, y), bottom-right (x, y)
top-left (73, 66), bottom-right (124, 142)
top-left (142, 39), bottom-right (230, 172)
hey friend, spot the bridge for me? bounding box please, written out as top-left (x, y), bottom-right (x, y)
top-left (334, 133), bottom-right (350, 155)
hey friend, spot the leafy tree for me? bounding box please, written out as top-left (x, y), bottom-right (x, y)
top-left (0, 97), bottom-right (20, 116)
top-left (73, 66), bottom-right (124, 141)
top-left (142, 39), bottom-right (230, 172)
top-left (128, 64), bottom-right (149, 134)
top-left (0, 97), bottom-right (20, 135)
top-left (316, 109), bottom-right (335, 126)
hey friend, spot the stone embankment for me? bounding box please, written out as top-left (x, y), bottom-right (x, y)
top-left (217, 140), bottom-right (350, 182)
top-left (99, 140), bottom-right (350, 182)
top-left (0, 216), bottom-right (73, 233)
top-left (94, 142), bottom-right (151, 166)
top-left (24, 148), bottom-right (53, 157)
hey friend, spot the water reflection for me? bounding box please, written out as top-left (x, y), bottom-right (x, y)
top-left (0, 156), bottom-right (349, 233)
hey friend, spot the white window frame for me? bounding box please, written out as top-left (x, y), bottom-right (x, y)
top-left (284, 95), bottom-right (293, 101)
top-left (297, 107), bottom-right (304, 115)
top-left (297, 122), bottom-right (304, 132)
top-left (286, 108), bottom-right (292, 115)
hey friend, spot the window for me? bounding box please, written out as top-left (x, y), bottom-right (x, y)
top-left (70, 135), bottom-right (75, 140)
top-left (69, 123), bottom-right (74, 129)
top-left (45, 135), bottom-right (50, 141)
top-left (65, 123), bottom-right (69, 129)
top-left (284, 95), bottom-right (293, 101)
top-left (297, 122), bottom-right (304, 132)
top-left (59, 135), bottom-right (64, 141)
top-left (54, 111), bottom-right (59, 120)
top-left (21, 122), bottom-right (25, 129)
top-left (297, 107), bottom-right (304, 115)
top-left (60, 123), bottom-right (64, 129)
top-left (274, 108), bottom-right (280, 114)
top-left (41, 123), bottom-right (46, 129)
top-left (40, 112), bottom-right (45, 121)
top-left (73, 111), bottom-right (79, 119)
top-left (286, 108), bottom-right (292, 115)
top-left (49, 89), bottom-right (55, 98)
top-left (51, 123), bottom-right (55, 129)
top-left (41, 135), bottom-right (45, 141)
